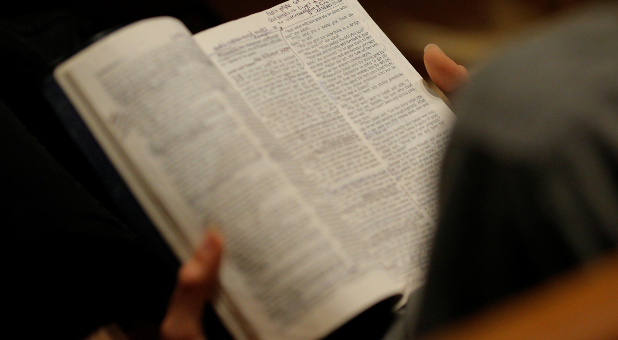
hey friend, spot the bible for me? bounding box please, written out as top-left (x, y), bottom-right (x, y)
top-left (48, 0), bottom-right (455, 338)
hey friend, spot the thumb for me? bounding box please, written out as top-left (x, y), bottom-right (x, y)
top-left (161, 231), bottom-right (224, 340)
top-left (424, 44), bottom-right (470, 96)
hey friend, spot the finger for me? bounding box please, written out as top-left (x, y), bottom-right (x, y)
top-left (161, 231), bottom-right (224, 340)
top-left (423, 44), bottom-right (470, 96)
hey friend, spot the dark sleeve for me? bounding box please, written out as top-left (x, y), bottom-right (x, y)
top-left (409, 7), bottom-right (618, 336)
top-left (0, 8), bottom-right (183, 337)
top-left (0, 5), bottom-right (227, 338)
top-left (1, 97), bottom-right (177, 338)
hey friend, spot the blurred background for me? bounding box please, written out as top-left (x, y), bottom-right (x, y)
top-left (72, 0), bottom-right (597, 77)
top-left (6, 0), bottom-right (594, 81)
top-left (196, 0), bottom-right (595, 77)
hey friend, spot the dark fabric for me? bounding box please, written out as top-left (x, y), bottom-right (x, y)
top-left (410, 3), bottom-right (618, 337)
top-left (0, 2), bottom-right (221, 338)
top-left (1, 98), bottom-right (175, 338)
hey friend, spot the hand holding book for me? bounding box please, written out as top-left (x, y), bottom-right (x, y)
top-left (162, 230), bottom-right (225, 340)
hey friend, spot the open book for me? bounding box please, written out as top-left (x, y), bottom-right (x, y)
top-left (49, 0), bottom-right (455, 338)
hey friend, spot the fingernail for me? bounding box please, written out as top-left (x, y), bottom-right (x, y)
top-left (424, 44), bottom-right (442, 52)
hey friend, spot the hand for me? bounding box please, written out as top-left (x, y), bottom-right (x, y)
top-left (423, 44), bottom-right (470, 96)
top-left (161, 230), bottom-right (224, 340)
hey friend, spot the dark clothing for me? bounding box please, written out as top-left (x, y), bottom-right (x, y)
top-left (1, 2), bottom-right (220, 338)
top-left (410, 3), bottom-right (618, 337)
top-left (1, 96), bottom-right (174, 338)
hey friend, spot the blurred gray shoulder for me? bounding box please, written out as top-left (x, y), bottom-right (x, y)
top-left (451, 2), bottom-right (618, 163)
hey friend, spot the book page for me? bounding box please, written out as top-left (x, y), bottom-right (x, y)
top-left (54, 17), bottom-right (402, 340)
top-left (195, 0), bottom-right (455, 296)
